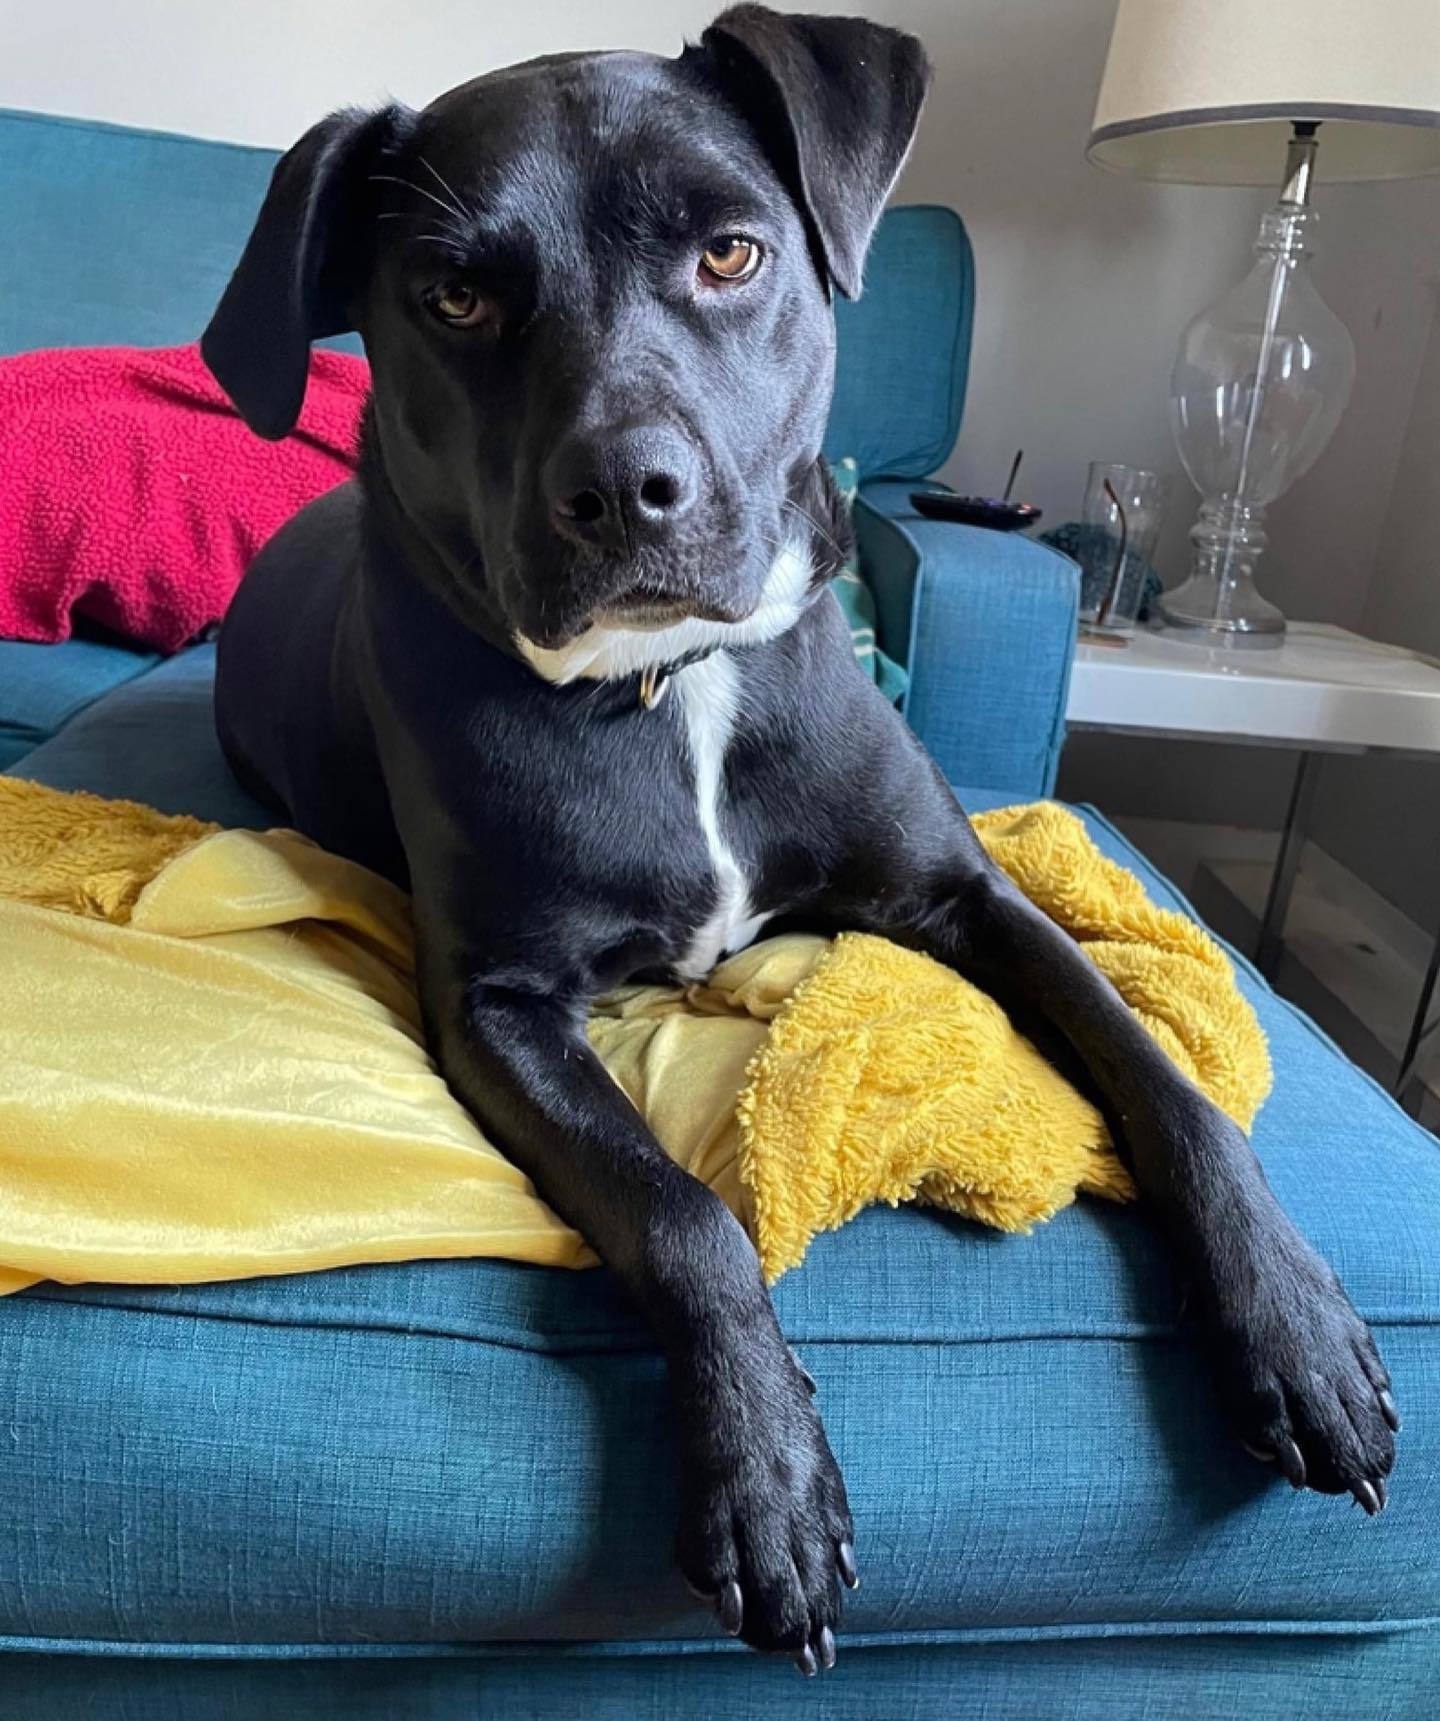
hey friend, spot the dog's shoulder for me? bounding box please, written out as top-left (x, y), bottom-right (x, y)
top-left (733, 584), bottom-right (903, 739)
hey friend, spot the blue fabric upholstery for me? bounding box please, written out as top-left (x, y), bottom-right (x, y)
top-left (856, 481), bottom-right (1079, 796)
top-left (0, 108), bottom-right (359, 360)
top-left (0, 110), bottom-right (279, 355)
top-left (6, 646), bottom-right (269, 826)
top-left (0, 637), bottom-right (158, 769)
top-left (5, 656), bottom-right (1439, 1714)
top-left (1, 1634), bottom-right (1436, 1721)
top-left (825, 206), bottom-right (974, 480)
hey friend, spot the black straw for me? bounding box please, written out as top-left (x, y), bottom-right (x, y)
top-left (1095, 478), bottom-right (1129, 627)
top-left (1002, 449), bottom-right (1023, 503)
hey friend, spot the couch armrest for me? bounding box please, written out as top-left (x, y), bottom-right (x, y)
top-left (854, 480), bottom-right (1079, 798)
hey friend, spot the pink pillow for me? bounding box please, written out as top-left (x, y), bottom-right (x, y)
top-left (0, 343), bottom-right (368, 653)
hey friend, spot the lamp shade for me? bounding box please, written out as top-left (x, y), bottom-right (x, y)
top-left (1088, 0), bottom-right (1440, 184)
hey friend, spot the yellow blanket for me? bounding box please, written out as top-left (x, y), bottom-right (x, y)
top-left (0, 778), bottom-right (1270, 1297)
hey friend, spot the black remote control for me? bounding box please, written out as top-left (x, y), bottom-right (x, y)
top-left (909, 492), bottom-right (1042, 533)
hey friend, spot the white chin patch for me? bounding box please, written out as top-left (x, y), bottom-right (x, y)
top-left (515, 542), bottom-right (814, 685)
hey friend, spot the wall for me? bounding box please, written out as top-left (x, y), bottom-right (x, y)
top-left (3, 0), bottom-right (1439, 867)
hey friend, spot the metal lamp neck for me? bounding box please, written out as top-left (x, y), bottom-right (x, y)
top-left (1281, 122), bottom-right (1320, 208)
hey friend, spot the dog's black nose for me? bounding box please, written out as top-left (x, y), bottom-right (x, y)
top-left (547, 425), bottom-right (697, 548)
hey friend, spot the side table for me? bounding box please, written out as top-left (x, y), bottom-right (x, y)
top-left (1066, 622), bottom-right (1440, 1106)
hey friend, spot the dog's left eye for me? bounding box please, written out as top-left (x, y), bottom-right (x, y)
top-left (698, 236), bottom-right (763, 286)
top-left (427, 282), bottom-right (492, 328)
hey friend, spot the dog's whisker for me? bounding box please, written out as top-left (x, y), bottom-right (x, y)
top-left (417, 155), bottom-right (473, 224)
top-left (782, 498), bottom-right (844, 559)
top-left (377, 216), bottom-right (468, 251)
top-left (369, 173), bottom-right (471, 225)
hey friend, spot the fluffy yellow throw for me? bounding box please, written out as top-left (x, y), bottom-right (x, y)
top-left (0, 778), bottom-right (1269, 1297)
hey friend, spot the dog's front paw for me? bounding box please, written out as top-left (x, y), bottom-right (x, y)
top-left (675, 1349), bottom-right (854, 1674)
top-left (1201, 1222), bottom-right (1398, 1510)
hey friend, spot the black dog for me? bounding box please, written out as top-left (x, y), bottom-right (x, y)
top-left (202, 5), bottom-right (1397, 1675)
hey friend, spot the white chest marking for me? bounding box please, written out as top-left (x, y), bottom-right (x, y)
top-left (515, 542), bottom-right (814, 685)
top-left (513, 543), bottom-right (812, 978)
top-left (673, 653), bottom-right (772, 980)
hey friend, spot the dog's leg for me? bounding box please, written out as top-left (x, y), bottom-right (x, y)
top-left (847, 824), bottom-right (1397, 1508)
top-left (424, 963), bottom-right (853, 1670)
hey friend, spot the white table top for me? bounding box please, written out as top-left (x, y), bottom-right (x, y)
top-left (1066, 622), bottom-right (1440, 755)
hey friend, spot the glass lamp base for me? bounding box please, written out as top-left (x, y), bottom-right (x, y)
top-left (1157, 572), bottom-right (1286, 643)
top-left (1163, 140), bottom-right (1356, 655)
top-left (1158, 498), bottom-right (1286, 644)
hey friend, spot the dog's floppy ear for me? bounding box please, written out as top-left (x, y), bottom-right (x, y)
top-left (696, 6), bottom-right (930, 298)
top-left (201, 105), bottom-right (411, 439)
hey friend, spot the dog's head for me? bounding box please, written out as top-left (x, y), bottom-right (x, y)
top-left (202, 6), bottom-right (929, 667)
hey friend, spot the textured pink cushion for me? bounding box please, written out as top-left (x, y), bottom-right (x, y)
top-left (0, 344), bottom-right (367, 652)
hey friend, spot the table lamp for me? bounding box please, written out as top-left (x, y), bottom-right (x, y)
top-left (1087, 0), bottom-right (1440, 641)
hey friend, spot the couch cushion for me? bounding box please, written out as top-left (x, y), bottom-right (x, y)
top-left (825, 205), bottom-right (973, 481)
top-left (0, 110), bottom-right (274, 357)
top-left (7, 644), bottom-right (269, 825)
top-left (0, 635), bottom-right (158, 769)
top-left (2, 652), bottom-right (1438, 1659)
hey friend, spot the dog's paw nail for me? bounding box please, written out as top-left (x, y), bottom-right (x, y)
top-left (717, 1579), bottom-right (744, 1636)
top-left (794, 1645), bottom-right (818, 1677)
top-left (836, 1540), bottom-right (859, 1590)
top-left (1379, 1390), bottom-right (1402, 1433)
top-left (1374, 1476), bottom-right (1388, 1510)
top-left (1352, 1479), bottom-right (1382, 1516)
top-left (1277, 1437), bottom-right (1307, 1490)
top-left (817, 1625), bottom-right (837, 1671)
top-left (1241, 1440), bottom-right (1275, 1463)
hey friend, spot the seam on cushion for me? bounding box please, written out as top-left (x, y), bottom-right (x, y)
top-left (2, 1617), bottom-right (1438, 1661)
top-left (9, 1294), bottom-right (1432, 1351)
top-left (1039, 551), bottom-right (1079, 794)
top-left (0, 669), bottom-right (164, 754)
top-left (1041, 553), bottom-right (1080, 795)
top-left (1076, 802), bottom-right (1440, 1156)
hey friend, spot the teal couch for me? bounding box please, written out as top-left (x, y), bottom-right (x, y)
top-left (1, 109), bottom-right (1437, 1720)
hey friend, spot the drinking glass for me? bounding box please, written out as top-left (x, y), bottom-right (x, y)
top-left (1076, 463), bottom-right (1170, 635)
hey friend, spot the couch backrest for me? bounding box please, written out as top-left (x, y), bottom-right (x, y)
top-left (826, 205), bottom-right (973, 480)
top-left (0, 108), bottom-right (972, 478)
top-left (0, 110), bottom-right (280, 356)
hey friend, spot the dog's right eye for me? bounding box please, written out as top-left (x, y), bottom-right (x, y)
top-left (426, 282), bottom-right (492, 328)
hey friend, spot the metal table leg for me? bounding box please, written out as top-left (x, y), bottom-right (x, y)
top-left (1256, 752), bottom-right (1318, 979)
top-left (1396, 933), bottom-right (1440, 1110)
